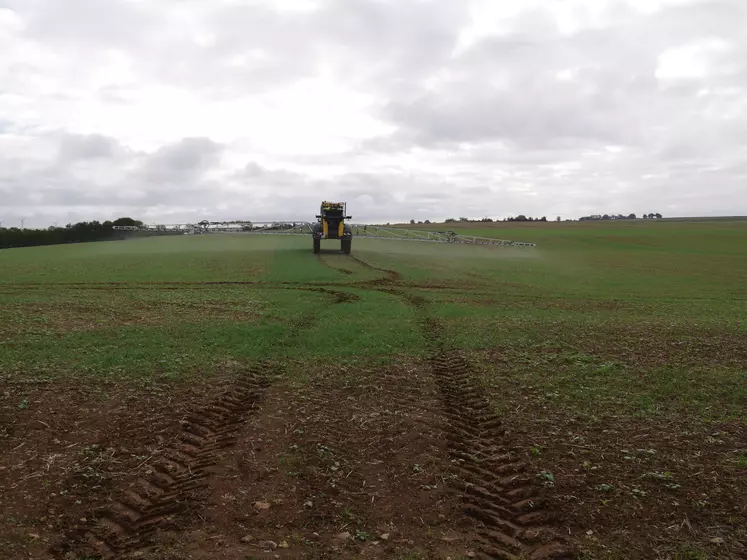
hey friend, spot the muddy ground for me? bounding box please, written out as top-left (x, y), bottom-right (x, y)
top-left (2, 347), bottom-right (574, 560)
top-left (2, 352), bottom-right (746, 560)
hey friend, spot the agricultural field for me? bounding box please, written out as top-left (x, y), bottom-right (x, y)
top-left (1, 220), bottom-right (746, 560)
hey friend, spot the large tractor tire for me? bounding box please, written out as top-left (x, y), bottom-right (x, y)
top-left (313, 238), bottom-right (321, 254)
top-left (341, 238), bottom-right (351, 254)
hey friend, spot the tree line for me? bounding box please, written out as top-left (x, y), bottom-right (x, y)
top-left (441, 216), bottom-right (549, 223)
top-left (579, 213), bottom-right (663, 221)
top-left (0, 217), bottom-right (144, 249)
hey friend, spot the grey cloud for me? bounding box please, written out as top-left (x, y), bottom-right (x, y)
top-left (1, 133), bottom-right (229, 224)
top-left (57, 133), bottom-right (121, 162)
top-left (8, 0), bottom-right (156, 48)
top-left (142, 137), bottom-right (224, 179)
top-left (8, 0), bottom-right (469, 97)
top-left (2, 0), bottom-right (747, 226)
top-left (372, 1), bottom-right (747, 154)
top-left (238, 162), bottom-right (307, 187)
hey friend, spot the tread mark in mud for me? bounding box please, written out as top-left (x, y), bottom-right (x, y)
top-left (51, 364), bottom-right (275, 559)
top-left (428, 347), bottom-right (572, 559)
top-left (49, 282), bottom-right (353, 558)
top-left (348, 255), bottom-right (401, 284)
top-left (385, 290), bottom-right (573, 560)
top-left (301, 286), bottom-right (360, 304)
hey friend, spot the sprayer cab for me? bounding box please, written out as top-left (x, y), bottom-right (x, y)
top-left (312, 201), bottom-right (352, 254)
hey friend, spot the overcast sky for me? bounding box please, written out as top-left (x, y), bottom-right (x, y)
top-left (1, 0), bottom-right (745, 227)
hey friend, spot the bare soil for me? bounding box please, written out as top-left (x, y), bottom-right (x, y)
top-left (1, 349), bottom-right (574, 560)
top-left (2, 354), bottom-right (744, 559)
top-left (0, 373), bottom-right (224, 558)
top-left (0, 362), bottom-right (476, 559)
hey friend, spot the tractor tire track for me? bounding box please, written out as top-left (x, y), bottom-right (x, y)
top-left (49, 288), bottom-right (349, 559)
top-left (348, 254), bottom-right (402, 284)
top-left (389, 290), bottom-right (573, 559)
top-left (427, 344), bottom-right (572, 560)
top-left (52, 364), bottom-right (275, 559)
top-left (302, 286), bottom-right (360, 304)
top-left (316, 253), bottom-right (354, 275)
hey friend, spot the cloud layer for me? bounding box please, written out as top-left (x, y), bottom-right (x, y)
top-left (1, 0), bottom-right (745, 227)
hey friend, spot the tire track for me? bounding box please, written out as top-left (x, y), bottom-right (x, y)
top-left (316, 253), bottom-right (354, 275)
top-left (348, 254), bottom-right (402, 284)
top-left (302, 286), bottom-right (360, 304)
top-left (49, 288), bottom-right (350, 559)
top-left (391, 291), bottom-right (573, 559)
top-left (51, 363), bottom-right (276, 559)
top-left (428, 345), bottom-right (571, 559)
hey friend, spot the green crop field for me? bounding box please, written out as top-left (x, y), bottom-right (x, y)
top-left (1, 220), bottom-right (746, 559)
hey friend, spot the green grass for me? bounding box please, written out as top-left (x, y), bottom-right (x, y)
top-left (1, 220), bottom-right (746, 420)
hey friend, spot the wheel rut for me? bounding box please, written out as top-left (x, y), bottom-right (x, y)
top-left (48, 288), bottom-right (351, 559)
top-left (51, 362), bottom-right (276, 559)
top-left (427, 346), bottom-right (571, 559)
top-left (392, 291), bottom-right (574, 559)
top-left (348, 254), bottom-right (402, 284)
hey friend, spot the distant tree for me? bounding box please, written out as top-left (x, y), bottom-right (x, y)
top-left (445, 218), bottom-right (457, 223)
top-left (424, 219), bottom-right (431, 224)
top-left (459, 217), bottom-right (469, 222)
top-left (410, 219), bottom-right (415, 224)
top-left (515, 215), bottom-right (527, 222)
top-left (602, 214), bottom-right (611, 220)
top-left (112, 217), bottom-right (143, 227)
top-left (556, 216), bottom-right (561, 222)
top-left (0, 218), bottom-right (143, 249)
top-left (655, 213), bottom-right (662, 219)
top-left (540, 216), bottom-right (547, 222)
top-left (628, 213), bottom-right (636, 219)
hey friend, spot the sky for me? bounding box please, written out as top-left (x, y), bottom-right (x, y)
top-left (1, 0), bottom-right (745, 227)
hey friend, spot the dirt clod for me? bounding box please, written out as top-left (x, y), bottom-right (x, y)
top-left (252, 501), bottom-right (271, 510)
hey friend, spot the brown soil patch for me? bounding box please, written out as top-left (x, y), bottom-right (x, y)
top-left (1, 300), bottom-right (264, 336)
top-left (129, 362), bottom-right (476, 559)
top-left (480, 323), bottom-right (747, 369)
top-left (4, 360), bottom-right (511, 560)
top-left (465, 350), bottom-right (747, 559)
top-left (501, 406), bottom-right (747, 559)
top-left (49, 363), bottom-right (277, 559)
top-left (556, 323), bottom-right (747, 369)
top-left (0, 374), bottom-right (226, 558)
